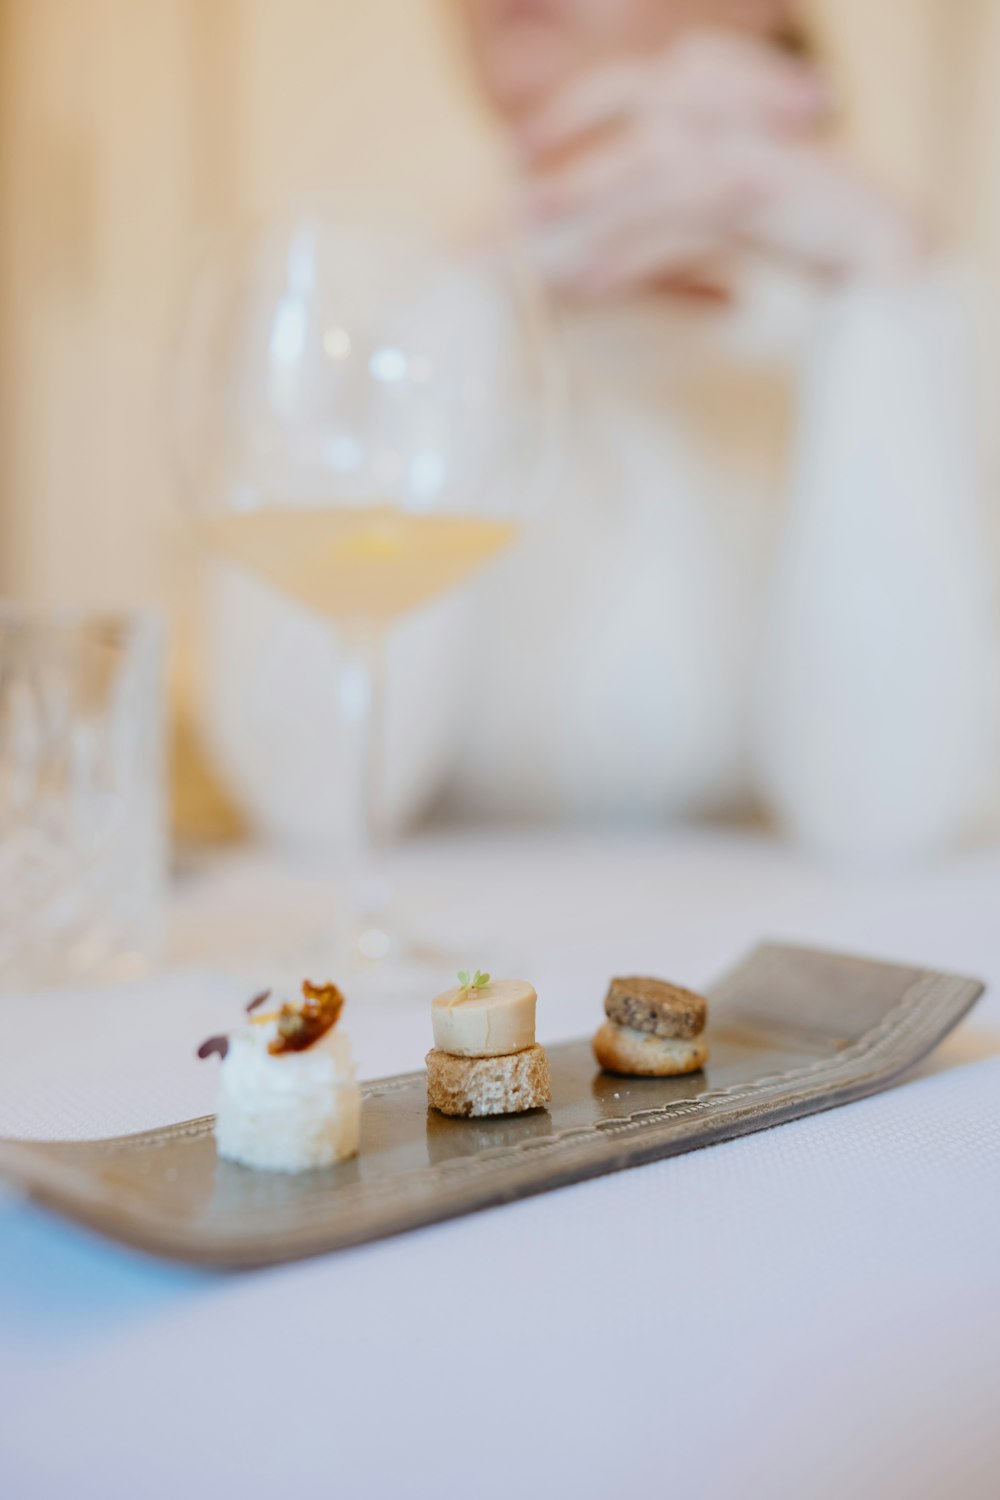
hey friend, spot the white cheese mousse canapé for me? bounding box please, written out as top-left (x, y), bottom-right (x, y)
top-left (215, 1015), bottom-right (361, 1172)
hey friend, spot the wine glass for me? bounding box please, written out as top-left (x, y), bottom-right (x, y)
top-left (170, 213), bottom-right (556, 964)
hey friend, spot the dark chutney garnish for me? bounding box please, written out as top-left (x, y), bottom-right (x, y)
top-left (268, 980), bottom-right (345, 1056)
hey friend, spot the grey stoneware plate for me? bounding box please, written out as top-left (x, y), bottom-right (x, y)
top-left (0, 943), bottom-right (983, 1269)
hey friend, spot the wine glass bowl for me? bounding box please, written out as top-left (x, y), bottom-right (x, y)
top-left (173, 219), bottom-right (548, 522)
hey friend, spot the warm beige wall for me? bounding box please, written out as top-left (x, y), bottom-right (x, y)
top-left (810, 0), bottom-right (1000, 270)
top-left (235, 0), bottom-right (502, 229)
top-left (955, 0), bottom-right (1000, 276)
top-left (811, 0), bottom-right (943, 200)
top-left (0, 0), bottom-right (502, 610)
top-left (0, 0), bottom-right (202, 605)
top-left (0, 0), bottom-right (998, 612)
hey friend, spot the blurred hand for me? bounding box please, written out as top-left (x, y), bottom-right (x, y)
top-left (516, 31), bottom-right (926, 295)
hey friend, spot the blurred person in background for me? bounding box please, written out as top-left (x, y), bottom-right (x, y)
top-left (210, 0), bottom-right (999, 862)
top-left (446, 0), bottom-right (999, 858)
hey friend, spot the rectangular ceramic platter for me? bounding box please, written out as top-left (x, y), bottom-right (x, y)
top-left (0, 944), bottom-right (982, 1268)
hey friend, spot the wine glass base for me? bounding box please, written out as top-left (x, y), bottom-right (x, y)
top-left (341, 912), bottom-right (476, 971)
top-left (353, 920), bottom-right (396, 963)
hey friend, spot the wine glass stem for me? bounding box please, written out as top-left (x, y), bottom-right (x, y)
top-left (338, 618), bottom-right (391, 955)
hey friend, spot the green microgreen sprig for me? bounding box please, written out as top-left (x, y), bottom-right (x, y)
top-left (450, 968), bottom-right (490, 1006)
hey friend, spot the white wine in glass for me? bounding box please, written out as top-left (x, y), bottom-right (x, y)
top-left (172, 217), bottom-right (553, 964)
top-left (200, 506), bottom-right (518, 624)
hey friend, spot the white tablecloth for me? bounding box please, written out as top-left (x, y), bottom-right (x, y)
top-left (2, 828), bottom-right (999, 1499)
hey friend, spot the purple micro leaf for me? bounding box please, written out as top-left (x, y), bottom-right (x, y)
top-left (197, 1034), bottom-right (230, 1061)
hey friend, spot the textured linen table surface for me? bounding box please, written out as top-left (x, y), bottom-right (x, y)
top-left (2, 828), bottom-right (999, 1500)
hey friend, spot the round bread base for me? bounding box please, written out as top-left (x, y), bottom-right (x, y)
top-left (426, 1044), bottom-right (551, 1118)
top-left (593, 1020), bottom-right (708, 1077)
